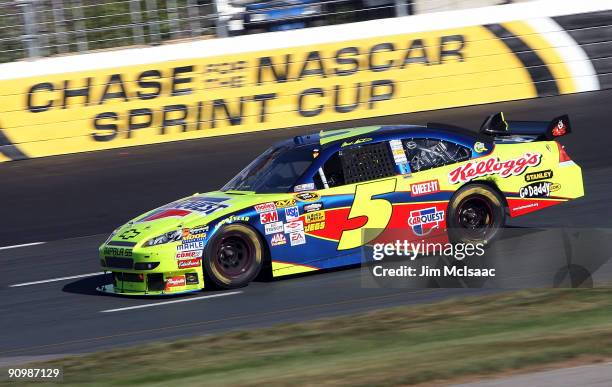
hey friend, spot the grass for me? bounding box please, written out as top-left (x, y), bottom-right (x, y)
top-left (6, 288), bottom-right (612, 386)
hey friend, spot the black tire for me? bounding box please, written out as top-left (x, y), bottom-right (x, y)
top-left (447, 184), bottom-right (506, 245)
top-left (204, 224), bottom-right (264, 289)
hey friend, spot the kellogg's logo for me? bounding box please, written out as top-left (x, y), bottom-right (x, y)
top-left (448, 153), bottom-right (541, 184)
top-left (408, 207), bottom-right (445, 236)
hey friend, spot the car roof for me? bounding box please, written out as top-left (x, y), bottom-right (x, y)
top-left (286, 124), bottom-right (486, 149)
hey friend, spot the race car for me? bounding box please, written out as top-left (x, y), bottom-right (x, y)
top-left (98, 112), bottom-right (583, 295)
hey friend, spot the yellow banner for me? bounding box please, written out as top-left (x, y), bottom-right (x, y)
top-left (0, 21), bottom-right (573, 161)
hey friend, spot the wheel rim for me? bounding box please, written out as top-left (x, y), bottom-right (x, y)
top-left (455, 195), bottom-right (494, 238)
top-left (212, 234), bottom-right (254, 279)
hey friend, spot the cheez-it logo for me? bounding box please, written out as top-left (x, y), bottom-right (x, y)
top-left (410, 179), bottom-right (440, 197)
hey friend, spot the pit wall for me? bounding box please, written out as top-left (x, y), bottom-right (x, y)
top-left (0, 0), bottom-right (611, 162)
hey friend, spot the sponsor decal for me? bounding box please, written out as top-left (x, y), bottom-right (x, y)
top-left (341, 138), bottom-right (372, 147)
top-left (552, 119), bottom-right (567, 137)
top-left (118, 228), bottom-right (140, 240)
top-left (189, 225), bottom-right (209, 235)
top-left (294, 192), bottom-right (320, 202)
top-left (519, 182), bottom-right (553, 198)
top-left (185, 272), bottom-right (199, 285)
top-left (174, 198), bottom-right (229, 215)
top-left (260, 210), bottom-right (279, 224)
top-left (304, 221), bottom-right (326, 232)
top-left (410, 179), bottom-right (440, 197)
top-left (274, 199), bottom-right (297, 208)
top-left (214, 215), bottom-right (250, 230)
top-left (103, 246), bottom-right (132, 257)
top-left (305, 210), bottom-right (325, 223)
top-left (165, 276), bottom-right (186, 289)
top-left (140, 208), bottom-right (191, 222)
top-left (448, 153), bottom-right (541, 184)
top-left (408, 207), bottom-right (445, 236)
top-left (270, 233), bottom-right (287, 246)
top-left (550, 183), bottom-right (561, 192)
top-left (525, 169), bottom-right (553, 182)
top-left (285, 206), bottom-right (300, 221)
top-left (177, 240), bottom-right (205, 251)
top-left (474, 142), bottom-right (488, 153)
top-left (389, 139), bottom-right (408, 164)
top-left (294, 183), bottom-right (315, 192)
top-left (405, 141), bottom-right (417, 150)
top-left (265, 221), bottom-right (284, 235)
top-left (290, 231), bottom-right (306, 246)
top-left (513, 202), bottom-right (539, 211)
top-left (177, 258), bottom-right (201, 269)
top-left (304, 202), bottom-right (323, 213)
top-left (284, 220), bottom-right (304, 234)
top-left (176, 250), bottom-right (203, 259)
top-left (184, 234), bottom-right (206, 242)
top-left (254, 202), bottom-right (277, 213)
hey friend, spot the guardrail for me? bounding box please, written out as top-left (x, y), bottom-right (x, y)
top-left (0, 0), bottom-right (610, 162)
top-left (0, 0), bottom-right (519, 64)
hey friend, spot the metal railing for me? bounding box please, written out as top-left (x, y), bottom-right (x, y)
top-left (0, 0), bottom-right (520, 64)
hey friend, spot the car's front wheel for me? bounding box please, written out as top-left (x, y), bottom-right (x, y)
top-left (447, 183), bottom-right (506, 245)
top-left (204, 224), bottom-right (264, 289)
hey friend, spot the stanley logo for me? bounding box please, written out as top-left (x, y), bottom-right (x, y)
top-left (525, 169), bottom-right (553, 182)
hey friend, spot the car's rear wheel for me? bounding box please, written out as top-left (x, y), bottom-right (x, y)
top-left (204, 224), bottom-right (264, 289)
top-left (447, 184), bottom-right (505, 245)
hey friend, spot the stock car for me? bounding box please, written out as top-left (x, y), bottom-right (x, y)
top-left (98, 112), bottom-right (583, 295)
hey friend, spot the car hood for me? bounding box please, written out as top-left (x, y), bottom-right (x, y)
top-left (105, 191), bottom-right (279, 246)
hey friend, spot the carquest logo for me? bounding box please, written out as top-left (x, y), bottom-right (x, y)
top-left (408, 207), bottom-right (445, 236)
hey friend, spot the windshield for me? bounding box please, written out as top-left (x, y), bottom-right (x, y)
top-left (221, 144), bottom-right (315, 193)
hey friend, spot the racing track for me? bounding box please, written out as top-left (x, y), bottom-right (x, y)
top-left (1, 90), bottom-right (612, 363)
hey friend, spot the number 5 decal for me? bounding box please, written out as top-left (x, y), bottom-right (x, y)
top-left (338, 179), bottom-right (397, 250)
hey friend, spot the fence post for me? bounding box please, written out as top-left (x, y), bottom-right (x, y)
top-left (129, 0), bottom-right (145, 45)
top-left (71, 0), bottom-right (88, 52)
top-left (186, 0), bottom-right (202, 37)
top-left (395, 0), bottom-right (409, 17)
top-left (51, 0), bottom-right (69, 53)
top-left (16, 0), bottom-right (39, 58)
top-left (166, 0), bottom-right (180, 39)
top-left (213, 0), bottom-right (229, 38)
top-left (145, 0), bottom-right (161, 43)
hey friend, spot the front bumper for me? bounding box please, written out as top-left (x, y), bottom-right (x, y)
top-left (99, 242), bottom-right (206, 295)
top-left (97, 270), bottom-right (204, 296)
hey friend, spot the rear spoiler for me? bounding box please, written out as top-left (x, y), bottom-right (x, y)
top-left (479, 112), bottom-right (571, 140)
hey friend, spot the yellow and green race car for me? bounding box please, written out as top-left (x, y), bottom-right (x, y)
top-left (98, 112), bottom-right (583, 295)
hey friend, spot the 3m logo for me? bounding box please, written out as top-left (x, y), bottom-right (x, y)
top-left (260, 210), bottom-right (279, 224)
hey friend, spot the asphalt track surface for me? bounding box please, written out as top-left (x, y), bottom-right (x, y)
top-left (1, 90), bottom-right (612, 363)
